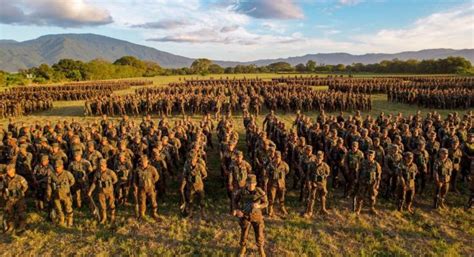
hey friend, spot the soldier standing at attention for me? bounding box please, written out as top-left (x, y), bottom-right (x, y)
top-left (131, 156), bottom-right (160, 220)
top-left (344, 141), bottom-right (364, 198)
top-left (354, 151), bottom-right (382, 215)
top-left (433, 148), bottom-right (453, 209)
top-left (266, 151), bottom-right (289, 218)
top-left (397, 152), bottom-right (418, 213)
top-left (232, 174), bottom-right (268, 257)
top-left (88, 159), bottom-right (118, 224)
top-left (47, 160), bottom-right (75, 227)
top-left (181, 152), bottom-right (207, 218)
top-left (303, 151), bottom-right (330, 218)
top-left (0, 165), bottom-right (28, 233)
top-left (228, 151), bottom-right (252, 214)
top-left (68, 151), bottom-right (92, 209)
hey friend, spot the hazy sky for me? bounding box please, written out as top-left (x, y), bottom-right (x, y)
top-left (0, 0), bottom-right (473, 61)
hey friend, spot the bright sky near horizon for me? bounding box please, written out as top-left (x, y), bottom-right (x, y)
top-left (0, 0), bottom-right (473, 61)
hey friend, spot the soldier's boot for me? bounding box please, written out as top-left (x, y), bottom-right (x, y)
top-left (59, 215), bottom-right (66, 227)
top-left (258, 246), bottom-right (266, 257)
top-left (110, 209), bottom-right (116, 224)
top-left (433, 197), bottom-right (440, 209)
top-left (268, 206), bottom-right (274, 218)
top-left (355, 201), bottom-right (363, 215)
top-left (238, 247), bottom-right (247, 257)
top-left (407, 203), bottom-right (414, 214)
top-left (320, 197), bottom-right (329, 215)
top-left (303, 200), bottom-right (314, 218)
top-left (66, 214), bottom-right (74, 227)
top-left (4, 222), bottom-right (14, 234)
top-left (100, 210), bottom-right (107, 224)
top-left (280, 205), bottom-right (288, 217)
top-left (152, 208), bottom-right (161, 221)
top-left (440, 199), bottom-right (447, 209)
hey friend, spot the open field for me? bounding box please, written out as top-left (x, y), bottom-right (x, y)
top-left (0, 74), bottom-right (473, 256)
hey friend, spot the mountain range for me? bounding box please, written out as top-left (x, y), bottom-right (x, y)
top-left (0, 33), bottom-right (473, 72)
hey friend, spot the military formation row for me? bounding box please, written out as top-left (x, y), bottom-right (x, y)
top-left (84, 83), bottom-right (372, 116)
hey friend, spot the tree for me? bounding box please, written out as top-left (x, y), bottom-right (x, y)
top-left (267, 62), bottom-right (294, 72)
top-left (306, 60), bottom-right (316, 72)
top-left (208, 64), bottom-right (224, 74)
top-left (190, 58), bottom-right (212, 74)
top-left (295, 63), bottom-right (306, 72)
top-left (113, 56), bottom-right (146, 70)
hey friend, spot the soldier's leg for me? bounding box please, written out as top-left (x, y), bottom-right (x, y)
top-left (149, 191), bottom-right (159, 219)
top-left (440, 183), bottom-right (449, 208)
top-left (320, 187), bottom-right (329, 215)
top-left (239, 218), bottom-right (251, 254)
top-left (138, 190), bottom-right (147, 218)
top-left (252, 220), bottom-right (266, 256)
top-left (433, 185), bottom-right (441, 209)
top-left (279, 188), bottom-right (287, 215)
top-left (369, 187), bottom-right (378, 214)
top-left (398, 188), bottom-right (406, 211)
top-left (4, 200), bottom-right (16, 232)
top-left (406, 188), bottom-right (415, 213)
top-left (98, 193), bottom-right (107, 223)
top-left (15, 199), bottom-right (27, 231)
top-left (64, 198), bottom-right (74, 227)
top-left (450, 169), bottom-right (459, 193)
top-left (197, 190), bottom-right (205, 217)
top-left (268, 186), bottom-right (276, 217)
top-left (185, 188), bottom-right (194, 217)
top-left (108, 193), bottom-right (116, 223)
top-left (304, 185), bottom-right (316, 217)
top-left (54, 199), bottom-right (65, 226)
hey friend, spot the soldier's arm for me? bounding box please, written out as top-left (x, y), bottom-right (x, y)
top-left (201, 164), bottom-right (208, 180)
top-left (256, 189), bottom-right (269, 209)
top-left (69, 172), bottom-right (75, 187)
top-left (227, 169), bottom-right (233, 190)
top-left (20, 177), bottom-right (28, 195)
top-left (153, 168), bottom-right (160, 183)
top-left (111, 170), bottom-right (118, 185)
top-left (88, 175), bottom-right (96, 196)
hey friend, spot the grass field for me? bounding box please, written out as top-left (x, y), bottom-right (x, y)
top-left (0, 74), bottom-right (473, 256)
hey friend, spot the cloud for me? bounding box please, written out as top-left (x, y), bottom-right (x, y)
top-left (230, 0), bottom-right (304, 19)
top-left (220, 25), bottom-right (240, 33)
top-left (131, 19), bottom-right (191, 30)
top-left (338, 0), bottom-right (363, 6)
top-left (0, 0), bottom-right (113, 27)
top-left (354, 4), bottom-right (474, 52)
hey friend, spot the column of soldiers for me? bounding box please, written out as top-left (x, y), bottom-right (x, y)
top-left (0, 97), bottom-right (53, 119)
top-left (0, 114), bottom-right (211, 232)
top-left (259, 110), bottom-right (474, 217)
top-left (87, 83), bottom-right (372, 116)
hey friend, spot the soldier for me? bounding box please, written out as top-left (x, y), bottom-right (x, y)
top-left (449, 139), bottom-right (463, 193)
top-left (303, 151), bottom-right (330, 218)
top-left (84, 142), bottom-right (103, 180)
top-left (47, 160), bottom-right (75, 227)
top-left (49, 143), bottom-right (68, 168)
top-left (0, 165), bottom-right (28, 233)
top-left (68, 151), bottom-right (93, 208)
top-left (33, 155), bottom-right (54, 211)
top-left (397, 152), bottom-right (418, 213)
top-left (15, 144), bottom-right (33, 187)
top-left (113, 153), bottom-right (133, 206)
top-left (384, 145), bottom-right (402, 199)
top-left (413, 142), bottom-right (430, 195)
top-left (433, 148), bottom-right (453, 209)
top-left (354, 151), bottom-right (382, 215)
top-left (228, 151), bottom-right (252, 214)
top-left (181, 152), bottom-right (207, 217)
top-left (344, 141), bottom-right (364, 198)
top-left (131, 156), bottom-right (160, 220)
top-left (232, 174), bottom-right (268, 257)
top-left (266, 151), bottom-right (289, 218)
top-left (329, 138), bottom-right (347, 189)
top-left (88, 159), bottom-right (118, 224)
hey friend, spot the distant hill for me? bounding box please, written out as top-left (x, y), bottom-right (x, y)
top-left (0, 33), bottom-right (473, 72)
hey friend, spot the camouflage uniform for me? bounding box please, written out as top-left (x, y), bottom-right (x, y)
top-left (182, 156), bottom-right (207, 217)
top-left (266, 152), bottom-right (289, 217)
top-left (433, 149), bottom-right (453, 209)
top-left (131, 157), bottom-right (160, 219)
top-left (47, 161), bottom-right (76, 226)
top-left (88, 160), bottom-right (118, 224)
top-left (0, 166), bottom-right (28, 233)
top-left (304, 152), bottom-right (330, 218)
top-left (397, 153), bottom-right (418, 213)
top-left (354, 151), bottom-right (382, 215)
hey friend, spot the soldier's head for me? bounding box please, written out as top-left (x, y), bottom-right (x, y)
top-left (41, 155), bottom-right (49, 166)
top-left (19, 144), bottom-right (28, 154)
top-left (6, 164), bottom-right (16, 178)
top-left (315, 151), bottom-right (324, 164)
top-left (304, 145), bottom-right (313, 155)
top-left (468, 133), bottom-right (474, 143)
top-left (52, 143), bottom-right (59, 152)
top-left (403, 152), bottom-right (413, 164)
top-left (246, 174), bottom-right (257, 191)
top-left (140, 156), bottom-right (149, 168)
top-left (162, 136), bottom-right (169, 145)
top-left (367, 150), bottom-right (375, 162)
top-left (100, 159), bottom-right (108, 172)
top-left (439, 148), bottom-right (448, 160)
top-left (275, 151), bottom-right (282, 163)
top-left (87, 142), bottom-right (95, 151)
top-left (236, 151), bottom-right (244, 163)
top-left (453, 138), bottom-right (460, 148)
top-left (373, 137), bottom-right (380, 147)
top-left (73, 151), bottom-right (82, 161)
top-left (351, 141), bottom-right (359, 151)
top-left (337, 138), bottom-right (344, 147)
top-left (55, 160), bottom-right (64, 173)
top-left (417, 142), bottom-right (425, 150)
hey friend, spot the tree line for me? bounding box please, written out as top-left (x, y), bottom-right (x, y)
top-left (0, 56), bottom-right (472, 87)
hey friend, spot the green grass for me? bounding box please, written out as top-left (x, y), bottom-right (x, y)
top-left (0, 74), bottom-right (473, 256)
